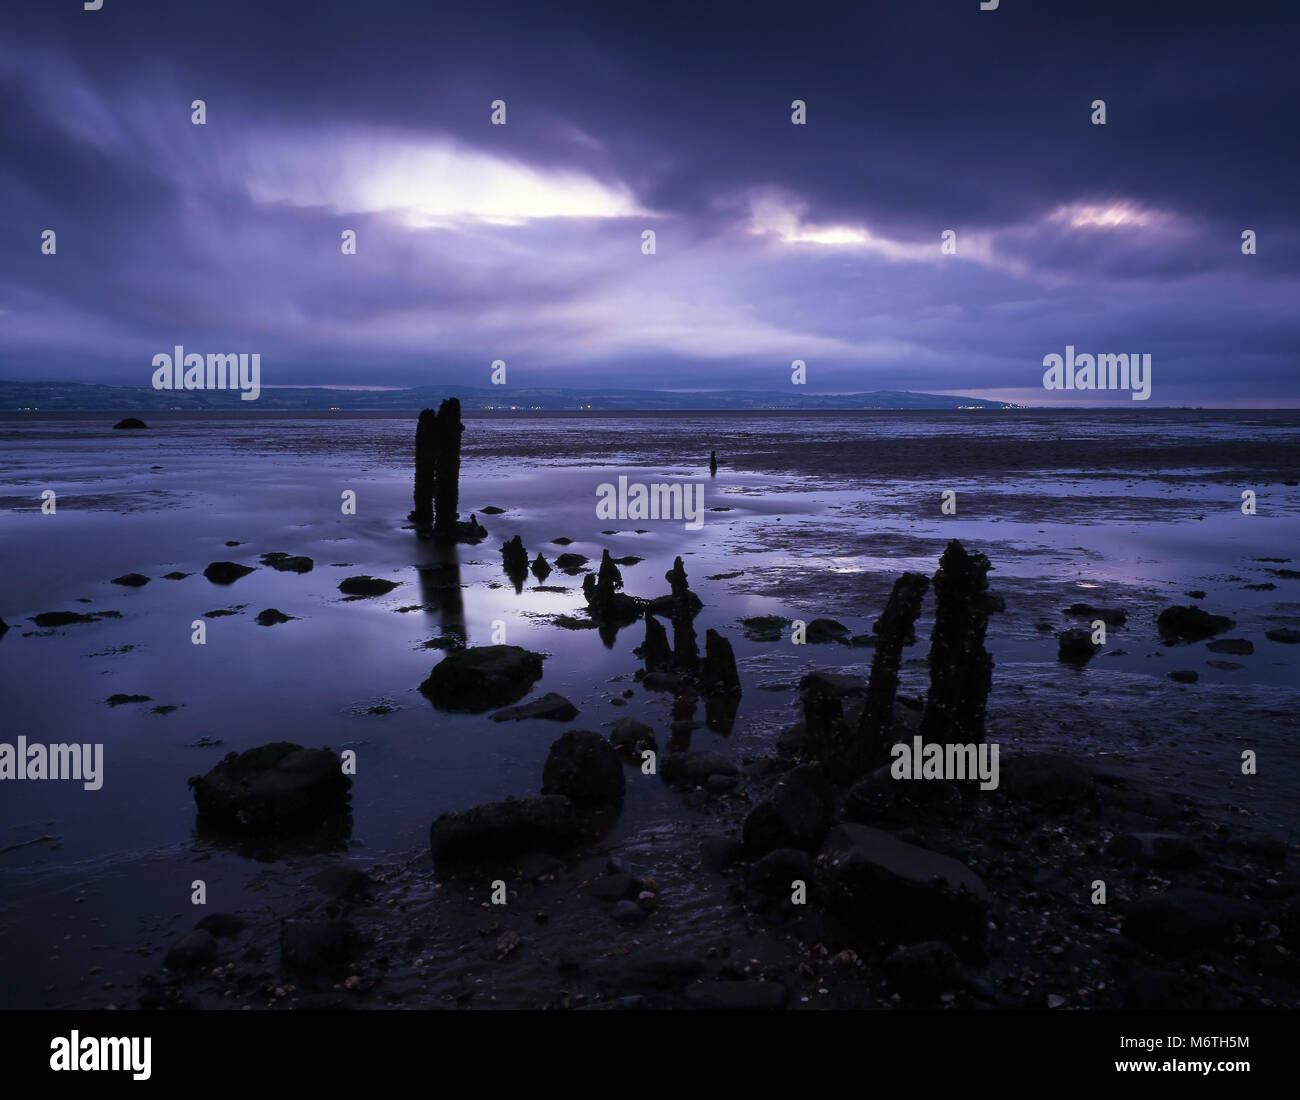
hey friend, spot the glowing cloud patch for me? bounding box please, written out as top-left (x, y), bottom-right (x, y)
top-left (245, 133), bottom-right (649, 228)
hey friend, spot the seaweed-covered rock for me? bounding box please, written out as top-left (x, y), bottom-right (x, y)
top-left (420, 644), bottom-right (545, 712)
top-left (609, 717), bottom-right (657, 758)
top-left (255, 608), bottom-right (294, 626)
top-left (260, 552), bottom-right (314, 574)
top-left (203, 561), bottom-right (255, 585)
top-left (541, 730), bottom-right (625, 807)
top-left (188, 742), bottom-right (351, 836)
top-left (338, 575), bottom-right (399, 597)
top-left (805, 618), bottom-right (850, 644)
top-left (1157, 605), bottom-right (1234, 643)
top-left (490, 693), bottom-right (578, 723)
top-left (429, 795), bottom-right (580, 863)
top-left (1058, 628), bottom-right (1098, 666)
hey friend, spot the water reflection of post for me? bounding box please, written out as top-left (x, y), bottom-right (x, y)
top-left (419, 543), bottom-right (467, 649)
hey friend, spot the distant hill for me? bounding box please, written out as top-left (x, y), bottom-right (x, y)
top-left (0, 380), bottom-right (1017, 412)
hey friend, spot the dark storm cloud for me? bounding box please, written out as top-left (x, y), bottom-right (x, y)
top-left (1, 0), bottom-right (1296, 402)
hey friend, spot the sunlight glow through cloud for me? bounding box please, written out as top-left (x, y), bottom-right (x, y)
top-left (245, 133), bottom-right (649, 227)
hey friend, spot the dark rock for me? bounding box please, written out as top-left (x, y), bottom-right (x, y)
top-left (747, 848), bottom-right (811, 896)
top-left (255, 608), bottom-right (293, 626)
top-left (106, 693), bottom-right (151, 706)
top-left (1123, 889), bottom-right (1263, 954)
top-left (844, 762), bottom-right (964, 826)
top-left (998, 753), bottom-right (1095, 809)
top-left (310, 865), bottom-right (372, 900)
top-left (1265, 627), bottom-right (1300, 644)
top-left (684, 981), bottom-right (787, 1010)
top-left (805, 618), bottom-right (849, 644)
top-left (164, 930), bottom-right (217, 972)
top-left (818, 824), bottom-right (989, 945)
top-left (203, 561), bottom-right (255, 585)
top-left (609, 717), bottom-right (657, 757)
top-left (1167, 669), bottom-right (1198, 683)
top-left (742, 764), bottom-right (833, 857)
top-left (111, 573), bottom-right (150, 587)
top-left (162, 571), bottom-right (190, 580)
top-left (419, 645), bottom-right (545, 712)
top-left (490, 693), bottom-right (578, 723)
top-left (530, 554), bottom-right (552, 582)
top-left (554, 552), bottom-right (589, 571)
top-left (281, 919), bottom-right (359, 976)
top-left (612, 900), bottom-right (647, 924)
top-left (260, 552), bottom-right (314, 573)
top-left (1157, 605), bottom-right (1234, 643)
top-left (541, 730), bottom-right (625, 807)
top-left (1057, 628), bottom-right (1098, 666)
top-left (112, 417), bottom-right (147, 430)
top-left (1206, 638), bottom-right (1254, 655)
top-left (1064, 603), bottom-right (1127, 627)
top-left (338, 575), bottom-right (399, 597)
top-left (706, 773), bottom-right (737, 793)
top-left (885, 941), bottom-right (961, 1004)
top-left (30, 610), bottom-right (103, 627)
top-left (660, 751), bottom-right (737, 788)
top-left (430, 795), bottom-right (580, 862)
top-left (195, 913), bottom-right (245, 938)
top-left (188, 742), bottom-right (352, 836)
top-left (740, 615), bottom-right (789, 642)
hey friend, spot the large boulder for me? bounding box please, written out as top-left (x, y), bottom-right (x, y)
top-left (188, 742), bottom-right (351, 836)
top-left (430, 795), bottom-right (580, 863)
top-left (742, 764), bottom-right (833, 857)
top-left (818, 824), bottom-right (989, 946)
top-left (420, 645), bottom-right (545, 712)
top-left (541, 730), bottom-right (625, 807)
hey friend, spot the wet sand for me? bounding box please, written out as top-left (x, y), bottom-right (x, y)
top-left (1, 409), bottom-right (1298, 1009)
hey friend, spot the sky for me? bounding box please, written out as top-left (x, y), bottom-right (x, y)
top-left (1, 0), bottom-right (1297, 406)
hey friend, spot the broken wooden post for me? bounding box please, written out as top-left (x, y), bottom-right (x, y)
top-left (432, 398), bottom-right (465, 540)
top-left (920, 539), bottom-right (1003, 745)
top-left (409, 408), bottom-right (437, 524)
